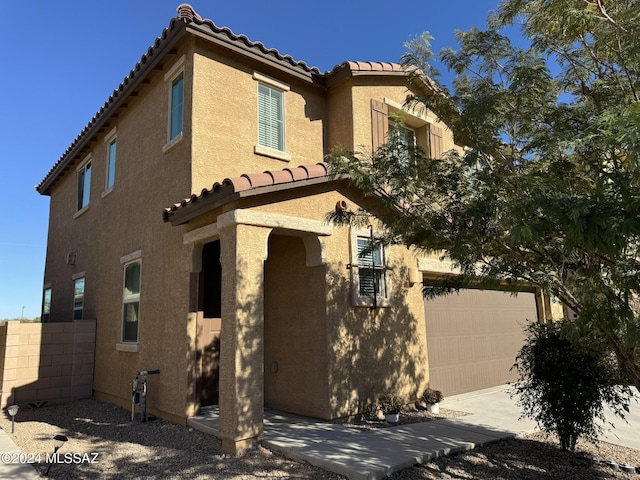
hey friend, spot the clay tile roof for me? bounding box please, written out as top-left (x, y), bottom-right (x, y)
top-left (329, 61), bottom-right (405, 75)
top-left (181, 5), bottom-right (321, 76)
top-left (163, 162), bottom-right (335, 222)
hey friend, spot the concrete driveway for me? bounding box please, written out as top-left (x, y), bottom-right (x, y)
top-left (444, 385), bottom-right (640, 450)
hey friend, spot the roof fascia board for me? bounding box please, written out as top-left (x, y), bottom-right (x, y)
top-left (38, 22), bottom-right (188, 195)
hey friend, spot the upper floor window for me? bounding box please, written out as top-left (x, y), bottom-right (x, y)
top-left (253, 72), bottom-right (290, 161)
top-left (73, 277), bottom-right (85, 320)
top-left (106, 138), bottom-right (117, 190)
top-left (170, 73), bottom-right (184, 141)
top-left (162, 56), bottom-right (186, 153)
top-left (389, 121), bottom-right (417, 165)
top-left (258, 83), bottom-right (284, 151)
top-left (77, 157), bottom-right (91, 211)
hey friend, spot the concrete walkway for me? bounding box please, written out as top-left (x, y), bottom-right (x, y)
top-left (262, 386), bottom-right (538, 480)
top-left (0, 426), bottom-right (39, 479)
top-left (261, 386), bottom-right (640, 480)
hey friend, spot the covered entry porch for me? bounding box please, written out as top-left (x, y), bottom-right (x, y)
top-left (183, 208), bottom-right (333, 452)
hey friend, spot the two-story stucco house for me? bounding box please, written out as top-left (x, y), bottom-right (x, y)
top-left (35, 4), bottom-right (545, 452)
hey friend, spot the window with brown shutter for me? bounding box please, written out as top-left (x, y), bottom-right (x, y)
top-left (429, 124), bottom-right (443, 159)
top-left (371, 99), bottom-right (389, 151)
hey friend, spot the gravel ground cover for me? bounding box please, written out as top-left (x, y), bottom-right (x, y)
top-left (1, 398), bottom-right (638, 479)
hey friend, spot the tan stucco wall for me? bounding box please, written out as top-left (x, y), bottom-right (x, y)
top-left (189, 186), bottom-right (430, 420)
top-left (42, 27), bottom-right (463, 431)
top-left (43, 39), bottom-right (198, 423)
top-left (326, 81), bottom-right (354, 152)
top-left (264, 234), bottom-right (329, 418)
top-left (191, 41), bottom-right (327, 193)
top-left (260, 191), bottom-right (428, 417)
top-left (327, 75), bottom-right (458, 157)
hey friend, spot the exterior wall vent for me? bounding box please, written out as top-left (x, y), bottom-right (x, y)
top-left (66, 251), bottom-right (77, 265)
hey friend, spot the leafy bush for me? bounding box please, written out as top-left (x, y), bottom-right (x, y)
top-left (512, 322), bottom-right (630, 450)
top-left (378, 394), bottom-right (404, 415)
top-left (422, 388), bottom-right (444, 404)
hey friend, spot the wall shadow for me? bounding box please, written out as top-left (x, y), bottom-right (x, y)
top-left (325, 261), bottom-right (428, 418)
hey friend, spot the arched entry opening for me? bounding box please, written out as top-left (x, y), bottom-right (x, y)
top-left (263, 233), bottom-right (329, 418)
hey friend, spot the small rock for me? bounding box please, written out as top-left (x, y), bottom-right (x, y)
top-left (607, 461), bottom-right (619, 471)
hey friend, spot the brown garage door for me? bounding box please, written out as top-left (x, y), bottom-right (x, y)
top-left (424, 289), bottom-right (537, 396)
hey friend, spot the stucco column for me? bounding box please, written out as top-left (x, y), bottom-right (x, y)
top-left (217, 218), bottom-right (271, 453)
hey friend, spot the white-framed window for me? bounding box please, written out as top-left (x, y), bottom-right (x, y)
top-left (73, 276), bottom-right (85, 320)
top-left (105, 127), bottom-right (117, 191)
top-left (170, 73), bottom-right (184, 140)
top-left (42, 287), bottom-right (52, 322)
top-left (121, 256), bottom-right (141, 343)
top-left (258, 83), bottom-right (284, 151)
top-left (163, 55), bottom-right (186, 152)
top-left (389, 120), bottom-right (417, 165)
top-left (350, 228), bottom-right (391, 307)
top-left (76, 154), bottom-right (92, 212)
top-left (253, 72), bottom-right (290, 161)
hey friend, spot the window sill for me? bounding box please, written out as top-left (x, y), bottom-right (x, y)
top-left (352, 298), bottom-right (391, 308)
top-left (116, 342), bottom-right (139, 353)
top-left (101, 187), bottom-right (114, 198)
top-left (162, 132), bottom-right (184, 153)
top-left (73, 205), bottom-right (90, 219)
top-left (254, 145), bottom-right (291, 162)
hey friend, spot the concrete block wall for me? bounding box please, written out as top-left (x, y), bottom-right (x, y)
top-left (0, 320), bottom-right (96, 409)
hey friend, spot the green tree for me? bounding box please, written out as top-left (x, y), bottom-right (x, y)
top-left (328, 0), bottom-right (640, 390)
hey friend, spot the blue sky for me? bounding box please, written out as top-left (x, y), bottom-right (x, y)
top-left (0, 0), bottom-right (503, 319)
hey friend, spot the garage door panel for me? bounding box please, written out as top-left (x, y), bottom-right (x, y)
top-left (425, 289), bottom-right (536, 396)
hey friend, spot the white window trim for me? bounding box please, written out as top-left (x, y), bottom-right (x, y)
top-left (349, 227), bottom-right (392, 308)
top-left (116, 343), bottom-right (139, 353)
top-left (384, 97), bottom-right (434, 126)
top-left (119, 251), bottom-right (142, 348)
top-left (74, 153), bottom-right (92, 218)
top-left (72, 271), bottom-right (86, 280)
top-left (254, 144), bottom-right (291, 162)
top-left (102, 126), bottom-right (117, 197)
top-left (254, 71), bottom-right (289, 157)
top-left (120, 250), bottom-right (142, 264)
top-left (253, 71), bottom-right (290, 92)
top-left (163, 55), bottom-right (186, 152)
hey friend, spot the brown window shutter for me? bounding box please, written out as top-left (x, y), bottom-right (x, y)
top-left (371, 99), bottom-right (389, 151)
top-left (429, 124), bottom-right (443, 158)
